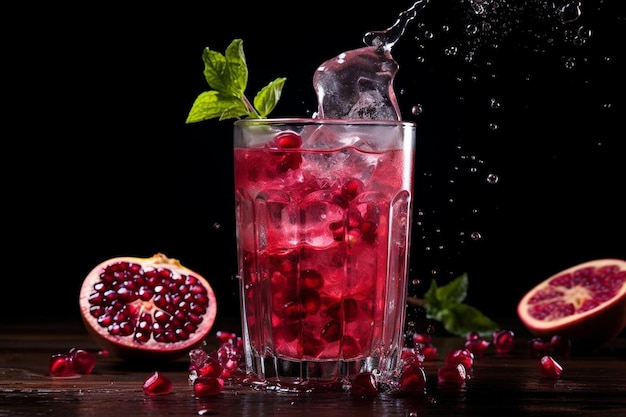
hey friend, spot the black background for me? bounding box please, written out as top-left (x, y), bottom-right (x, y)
top-left (4, 1), bottom-right (625, 328)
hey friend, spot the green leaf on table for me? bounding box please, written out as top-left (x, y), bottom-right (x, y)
top-left (423, 273), bottom-right (499, 337)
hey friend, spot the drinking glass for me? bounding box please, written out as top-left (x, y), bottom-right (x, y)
top-left (233, 118), bottom-right (416, 391)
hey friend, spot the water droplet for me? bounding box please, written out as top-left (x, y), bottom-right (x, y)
top-left (411, 104), bottom-right (424, 115)
top-left (486, 173), bottom-right (499, 184)
top-left (557, 1), bottom-right (582, 24)
top-left (564, 56), bottom-right (576, 70)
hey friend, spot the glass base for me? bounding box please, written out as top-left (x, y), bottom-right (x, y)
top-left (244, 351), bottom-right (402, 392)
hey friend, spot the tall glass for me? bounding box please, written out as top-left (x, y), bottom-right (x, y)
top-left (233, 118), bottom-right (416, 391)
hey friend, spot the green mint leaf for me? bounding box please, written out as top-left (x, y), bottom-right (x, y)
top-left (202, 39), bottom-right (247, 98)
top-left (254, 77), bottom-right (286, 118)
top-left (186, 39), bottom-right (286, 123)
top-left (433, 303), bottom-right (500, 337)
top-left (185, 91), bottom-right (249, 123)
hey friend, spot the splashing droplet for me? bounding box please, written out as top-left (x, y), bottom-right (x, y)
top-left (486, 173), bottom-right (499, 184)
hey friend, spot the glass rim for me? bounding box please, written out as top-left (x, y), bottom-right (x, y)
top-left (234, 117), bottom-right (416, 128)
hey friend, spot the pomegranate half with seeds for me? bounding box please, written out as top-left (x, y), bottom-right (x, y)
top-left (79, 253), bottom-right (217, 361)
top-left (517, 259), bottom-right (626, 348)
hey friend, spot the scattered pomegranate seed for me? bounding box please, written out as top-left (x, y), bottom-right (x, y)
top-left (68, 348), bottom-right (97, 374)
top-left (438, 363), bottom-right (467, 384)
top-left (444, 348), bottom-right (474, 369)
top-left (549, 335), bottom-right (571, 357)
top-left (539, 355), bottom-right (563, 379)
top-left (424, 344), bottom-right (439, 360)
top-left (444, 348), bottom-right (474, 380)
top-left (412, 333), bottom-right (437, 360)
top-left (143, 371), bottom-right (173, 396)
top-left (351, 372), bottom-right (378, 397)
top-left (465, 331), bottom-right (481, 341)
top-left (527, 335), bottom-right (571, 358)
top-left (49, 348), bottom-right (97, 377)
top-left (49, 354), bottom-right (78, 377)
top-left (464, 337), bottom-right (490, 358)
top-left (528, 337), bottom-right (551, 357)
top-left (493, 329), bottom-right (515, 353)
top-left (398, 363), bottom-right (427, 393)
top-left (401, 347), bottom-right (424, 364)
top-left (193, 376), bottom-right (224, 397)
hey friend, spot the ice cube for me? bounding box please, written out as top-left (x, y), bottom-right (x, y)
top-left (313, 46), bottom-right (401, 120)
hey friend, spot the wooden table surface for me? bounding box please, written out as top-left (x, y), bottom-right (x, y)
top-left (1, 318), bottom-right (625, 417)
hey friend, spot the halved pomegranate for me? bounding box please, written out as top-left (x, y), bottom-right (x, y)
top-left (517, 259), bottom-right (626, 348)
top-left (79, 253), bottom-right (217, 362)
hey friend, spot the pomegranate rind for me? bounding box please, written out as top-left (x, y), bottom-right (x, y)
top-left (517, 259), bottom-right (626, 348)
top-left (79, 253), bottom-right (217, 362)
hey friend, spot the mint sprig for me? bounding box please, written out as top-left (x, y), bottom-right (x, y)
top-left (186, 39), bottom-right (286, 123)
top-left (409, 273), bottom-right (499, 337)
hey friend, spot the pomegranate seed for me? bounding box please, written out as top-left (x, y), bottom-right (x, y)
top-left (464, 338), bottom-right (490, 358)
top-left (528, 337), bottom-right (551, 357)
top-left (398, 362), bottom-right (427, 393)
top-left (413, 333), bottom-right (432, 344)
top-left (549, 335), bottom-right (571, 357)
top-left (49, 354), bottom-right (77, 377)
top-left (274, 131), bottom-right (302, 148)
top-left (539, 355), bottom-right (563, 379)
top-left (341, 178), bottom-right (364, 201)
top-left (444, 348), bottom-right (474, 369)
top-left (216, 331), bottom-right (237, 344)
top-left (143, 371), bottom-right (172, 396)
top-left (465, 331), bottom-right (481, 341)
top-left (421, 344), bottom-right (438, 361)
top-left (493, 329), bottom-right (515, 353)
top-left (193, 376), bottom-right (224, 397)
top-left (401, 347), bottom-right (423, 364)
top-left (351, 372), bottom-right (378, 397)
top-left (68, 348), bottom-right (96, 374)
top-left (438, 363), bottom-right (467, 384)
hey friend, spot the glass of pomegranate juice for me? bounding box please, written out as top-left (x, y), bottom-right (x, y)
top-left (233, 118), bottom-right (416, 391)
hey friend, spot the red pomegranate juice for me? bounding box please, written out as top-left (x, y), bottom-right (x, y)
top-left (234, 119), bottom-right (415, 389)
